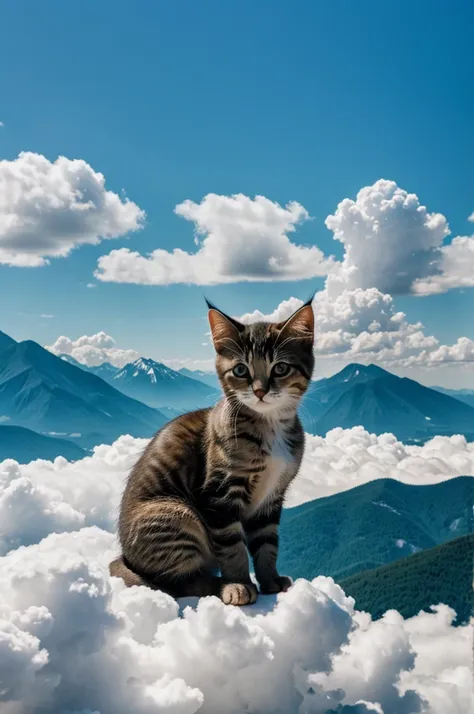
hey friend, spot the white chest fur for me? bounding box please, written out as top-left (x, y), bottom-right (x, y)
top-left (248, 429), bottom-right (294, 514)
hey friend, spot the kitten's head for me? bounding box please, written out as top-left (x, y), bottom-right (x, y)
top-left (208, 299), bottom-right (314, 417)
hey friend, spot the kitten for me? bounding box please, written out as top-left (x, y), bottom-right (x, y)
top-left (109, 298), bottom-right (314, 606)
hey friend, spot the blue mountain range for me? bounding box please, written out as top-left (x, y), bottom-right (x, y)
top-left (301, 363), bottom-right (474, 441)
top-left (0, 424), bottom-right (86, 463)
top-left (178, 367), bottom-right (221, 390)
top-left (278, 476), bottom-right (474, 580)
top-left (2, 325), bottom-right (474, 461)
top-left (61, 355), bottom-right (220, 410)
top-left (432, 385), bottom-right (474, 409)
top-left (0, 334), bottom-right (168, 449)
top-left (111, 358), bottom-right (219, 410)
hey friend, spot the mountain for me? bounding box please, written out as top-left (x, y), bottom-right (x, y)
top-left (301, 363), bottom-right (474, 441)
top-left (178, 367), bottom-right (221, 390)
top-left (59, 354), bottom-right (121, 382)
top-left (0, 424), bottom-right (86, 463)
top-left (0, 330), bottom-right (17, 353)
top-left (0, 338), bottom-right (168, 448)
top-left (432, 385), bottom-right (474, 409)
top-left (111, 357), bottom-right (219, 410)
top-left (340, 534), bottom-right (474, 624)
top-left (278, 477), bottom-right (474, 580)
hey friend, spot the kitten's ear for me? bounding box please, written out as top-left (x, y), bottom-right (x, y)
top-left (207, 304), bottom-right (245, 349)
top-left (276, 301), bottom-right (314, 344)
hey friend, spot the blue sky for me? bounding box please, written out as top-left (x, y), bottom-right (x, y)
top-left (1, 0), bottom-right (473, 386)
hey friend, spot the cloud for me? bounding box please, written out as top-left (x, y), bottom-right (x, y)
top-left (0, 152), bottom-right (144, 267)
top-left (0, 428), bottom-right (472, 558)
top-left (325, 179), bottom-right (450, 295)
top-left (413, 235), bottom-right (474, 295)
top-left (39, 314), bottom-right (54, 319)
top-left (0, 434), bottom-right (472, 711)
top-left (287, 428), bottom-right (474, 505)
top-left (0, 434), bottom-right (145, 555)
top-left (46, 331), bottom-right (139, 368)
top-left (95, 193), bottom-right (332, 285)
top-left (93, 179), bottom-right (474, 296)
top-left (0, 526), bottom-right (471, 713)
top-left (239, 287), bottom-right (474, 369)
top-left (237, 297), bottom-right (305, 325)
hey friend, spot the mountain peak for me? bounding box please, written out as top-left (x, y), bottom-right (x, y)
top-left (335, 362), bottom-right (390, 383)
top-left (0, 330), bottom-right (17, 353)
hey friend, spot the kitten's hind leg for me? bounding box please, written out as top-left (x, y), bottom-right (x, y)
top-left (109, 556), bottom-right (150, 588)
top-left (109, 556), bottom-right (222, 598)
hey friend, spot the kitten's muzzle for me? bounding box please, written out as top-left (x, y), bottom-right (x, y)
top-left (253, 388), bottom-right (267, 401)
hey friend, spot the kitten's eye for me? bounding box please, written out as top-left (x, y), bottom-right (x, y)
top-left (232, 363), bottom-right (249, 378)
top-left (273, 362), bottom-right (291, 377)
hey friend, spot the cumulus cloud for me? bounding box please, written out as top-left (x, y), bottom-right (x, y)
top-left (413, 235), bottom-right (474, 295)
top-left (325, 179), bottom-right (451, 295)
top-left (1, 428), bottom-right (473, 558)
top-left (0, 151), bottom-right (144, 267)
top-left (239, 287), bottom-right (474, 369)
top-left (0, 434), bottom-right (472, 711)
top-left (0, 527), bottom-right (472, 714)
top-left (287, 428), bottom-right (474, 505)
top-left (93, 179), bottom-right (474, 297)
top-left (95, 193), bottom-right (332, 285)
top-left (46, 331), bottom-right (139, 368)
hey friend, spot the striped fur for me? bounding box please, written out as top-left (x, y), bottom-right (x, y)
top-left (110, 301), bottom-right (314, 605)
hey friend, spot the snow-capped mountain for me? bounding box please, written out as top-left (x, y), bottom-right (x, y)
top-left (302, 363), bottom-right (474, 441)
top-left (111, 357), bottom-right (219, 410)
top-left (0, 335), bottom-right (168, 448)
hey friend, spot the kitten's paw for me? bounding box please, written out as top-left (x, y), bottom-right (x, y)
top-left (220, 582), bottom-right (258, 606)
top-left (259, 575), bottom-right (293, 594)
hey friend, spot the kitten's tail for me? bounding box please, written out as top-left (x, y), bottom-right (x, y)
top-left (109, 556), bottom-right (221, 597)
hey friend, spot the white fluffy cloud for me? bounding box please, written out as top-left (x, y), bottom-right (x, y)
top-left (0, 152), bottom-right (144, 267)
top-left (1, 428), bottom-right (473, 558)
top-left (0, 527), bottom-right (471, 714)
top-left (239, 287), bottom-right (474, 369)
top-left (93, 179), bottom-right (474, 296)
top-left (0, 433), bottom-right (472, 712)
top-left (95, 193), bottom-right (332, 285)
top-left (287, 428), bottom-right (474, 505)
top-left (413, 234), bottom-right (474, 295)
top-left (325, 179), bottom-right (450, 295)
top-left (46, 331), bottom-right (139, 368)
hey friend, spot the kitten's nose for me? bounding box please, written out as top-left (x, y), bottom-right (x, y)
top-left (253, 388), bottom-right (267, 401)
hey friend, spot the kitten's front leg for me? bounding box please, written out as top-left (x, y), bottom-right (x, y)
top-left (244, 498), bottom-right (292, 595)
top-left (202, 475), bottom-right (258, 606)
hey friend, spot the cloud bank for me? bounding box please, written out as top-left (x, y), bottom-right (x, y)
top-left (0, 527), bottom-right (471, 714)
top-left (46, 331), bottom-right (139, 368)
top-left (239, 287), bottom-right (474, 369)
top-left (0, 431), bottom-right (472, 712)
top-left (0, 152), bottom-right (144, 267)
top-left (94, 179), bottom-right (474, 296)
top-left (2, 428), bottom-right (474, 557)
top-left (95, 193), bottom-right (332, 285)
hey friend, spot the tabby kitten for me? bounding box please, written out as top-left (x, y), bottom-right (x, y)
top-left (109, 298), bottom-right (314, 606)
